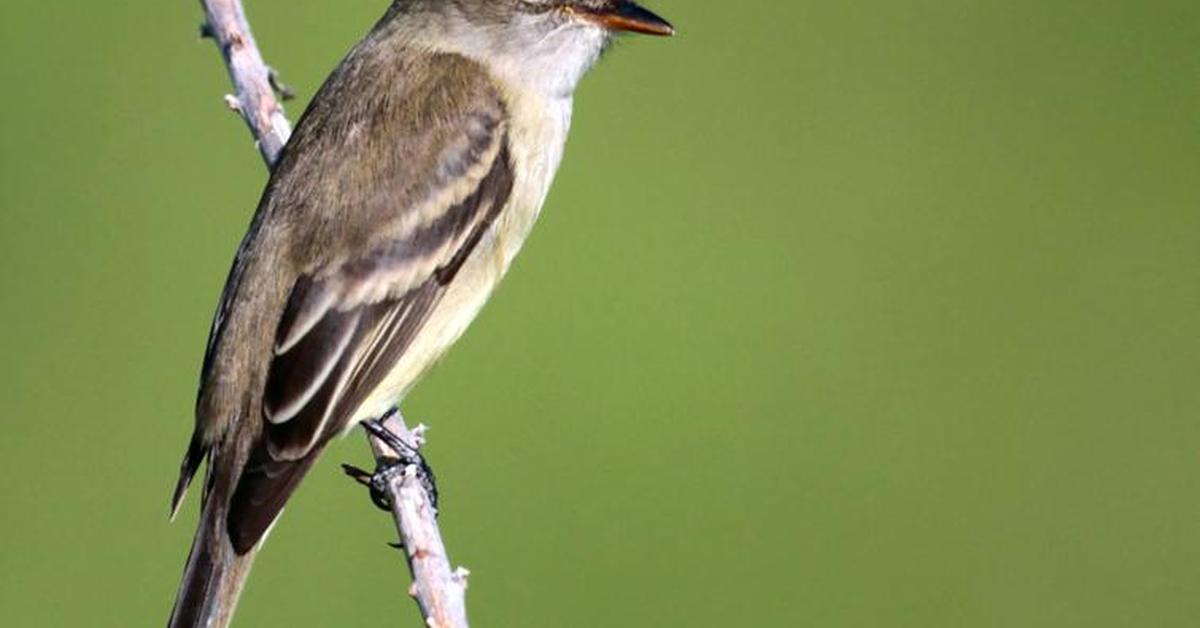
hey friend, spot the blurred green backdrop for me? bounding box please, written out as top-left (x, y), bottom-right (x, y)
top-left (2, 1), bottom-right (1198, 626)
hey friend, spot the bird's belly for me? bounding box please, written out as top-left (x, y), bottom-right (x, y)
top-left (350, 207), bottom-right (535, 425)
top-left (350, 240), bottom-right (505, 424)
top-left (346, 91), bottom-right (571, 429)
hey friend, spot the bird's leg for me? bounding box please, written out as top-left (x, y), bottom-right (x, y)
top-left (344, 413), bottom-right (440, 516)
top-left (362, 409), bottom-right (419, 456)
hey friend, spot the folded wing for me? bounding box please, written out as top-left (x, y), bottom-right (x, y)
top-left (222, 52), bottom-right (514, 553)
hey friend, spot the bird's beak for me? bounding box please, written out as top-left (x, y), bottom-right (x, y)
top-left (574, 1), bottom-right (675, 37)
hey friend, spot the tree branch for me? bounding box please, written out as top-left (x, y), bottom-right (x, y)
top-left (367, 414), bottom-right (472, 628)
top-left (195, 1), bottom-right (469, 625)
top-left (198, 0), bottom-right (292, 166)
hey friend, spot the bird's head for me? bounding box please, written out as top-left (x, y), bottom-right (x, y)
top-left (389, 0), bottom-right (673, 95)
top-left (515, 0), bottom-right (675, 37)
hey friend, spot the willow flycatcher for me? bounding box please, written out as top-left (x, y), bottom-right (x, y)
top-left (167, 1), bottom-right (672, 626)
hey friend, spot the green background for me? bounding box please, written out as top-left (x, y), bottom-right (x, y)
top-left (2, 1), bottom-right (1198, 625)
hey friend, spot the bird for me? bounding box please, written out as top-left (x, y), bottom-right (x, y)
top-left (166, 0), bottom-right (673, 626)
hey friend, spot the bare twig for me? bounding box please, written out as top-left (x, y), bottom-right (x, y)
top-left (367, 414), bottom-right (471, 628)
top-left (198, 0), bottom-right (292, 167)
top-left (195, 1), bottom-right (469, 625)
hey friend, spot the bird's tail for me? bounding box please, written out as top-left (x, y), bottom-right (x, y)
top-left (167, 465), bottom-right (259, 628)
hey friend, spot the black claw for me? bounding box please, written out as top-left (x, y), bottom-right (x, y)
top-left (199, 22), bottom-right (215, 39)
top-left (387, 541), bottom-right (405, 550)
top-left (341, 463), bottom-right (372, 486)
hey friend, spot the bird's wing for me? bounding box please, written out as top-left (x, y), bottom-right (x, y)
top-left (220, 51), bottom-right (515, 552)
top-left (259, 140), bottom-right (513, 462)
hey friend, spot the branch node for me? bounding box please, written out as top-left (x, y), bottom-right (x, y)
top-left (452, 567), bottom-right (471, 589)
top-left (268, 67), bottom-right (297, 101)
top-left (412, 423), bottom-right (430, 448)
top-left (200, 0), bottom-right (291, 167)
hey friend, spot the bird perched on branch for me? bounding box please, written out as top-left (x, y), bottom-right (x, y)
top-left (167, 0), bottom-right (672, 626)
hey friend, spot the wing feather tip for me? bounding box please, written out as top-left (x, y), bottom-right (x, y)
top-left (169, 435), bottom-right (208, 521)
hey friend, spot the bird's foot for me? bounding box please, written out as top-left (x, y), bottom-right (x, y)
top-left (342, 413), bottom-right (439, 515)
top-left (341, 462), bottom-right (407, 512)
